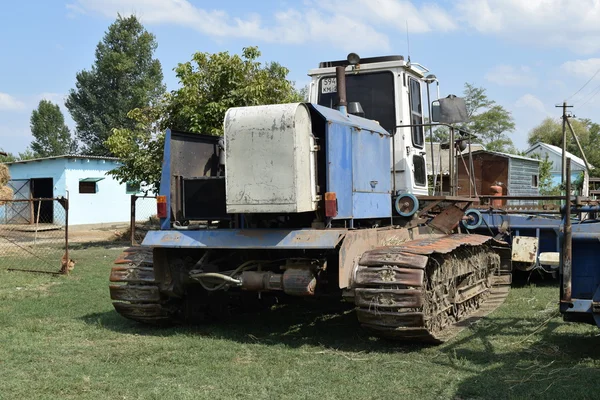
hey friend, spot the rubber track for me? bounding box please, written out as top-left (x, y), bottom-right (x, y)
top-left (354, 234), bottom-right (510, 343)
top-left (109, 247), bottom-right (174, 324)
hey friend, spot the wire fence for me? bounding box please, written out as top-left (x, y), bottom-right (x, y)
top-left (0, 198), bottom-right (70, 274)
top-left (130, 195), bottom-right (159, 246)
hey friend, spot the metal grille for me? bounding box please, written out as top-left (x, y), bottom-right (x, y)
top-left (130, 195), bottom-right (159, 246)
top-left (0, 198), bottom-right (70, 274)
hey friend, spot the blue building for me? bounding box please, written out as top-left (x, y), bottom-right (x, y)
top-left (525, 142), bottom-right (590, 186)
top-left (4, 155), bottom-right (154, 226)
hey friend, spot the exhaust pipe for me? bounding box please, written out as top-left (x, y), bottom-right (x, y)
top-left (336, 66), bottom-right (347, 115)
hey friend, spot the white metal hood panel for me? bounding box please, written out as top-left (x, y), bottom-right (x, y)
top-left (224, 103), bottom-right (317, 213)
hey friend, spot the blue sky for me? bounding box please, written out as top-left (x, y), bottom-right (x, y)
top-left (2, 0), bottom-right (600, 154)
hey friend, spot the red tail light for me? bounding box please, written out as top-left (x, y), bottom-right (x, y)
top-left (156, 195), bottom-right (167, 218)
top-left (324, 192), bottom-right (337, 217)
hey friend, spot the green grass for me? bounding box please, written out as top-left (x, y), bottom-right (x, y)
top-left (1, 245), bottom-right (600, 400)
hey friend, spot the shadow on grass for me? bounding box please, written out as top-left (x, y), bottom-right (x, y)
top-left (68, 240), bottom-right (129, 251)
top-left (80, 298), bottom-right (426, 353)
top-left (440, 313), bottom-right (600, 399)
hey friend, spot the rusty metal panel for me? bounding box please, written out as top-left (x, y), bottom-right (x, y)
top-left (355, 309), bottom-right (425, 328)
top-left (114, 247), bottom-right (153, 265)
top-left (511, 236), bottom-right (538, 263)
top-left (109, 285), bottom-right (160, 302)
top-left (428, 204), bottom-right (465, 234)
top-left (458, 153), bottom-right (508, 196)
top-left (359, 250), bottom-right (428, 269)
top-left (338, 229), bottom-right (379, 289)
top-left (395, 233), bottom-right (491, 255)
top-left (354, 266), bottom-right (424, 287)
top-left (354, 288), bottom-right (423, 308)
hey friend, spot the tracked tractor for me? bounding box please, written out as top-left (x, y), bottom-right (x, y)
top-left (109, 53), bottom-right (511, 343)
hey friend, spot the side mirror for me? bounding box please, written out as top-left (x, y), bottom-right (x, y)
top-left (348, 102), bottom-right (365, 117)
top-left (431, 95), bottom-right (468, 124)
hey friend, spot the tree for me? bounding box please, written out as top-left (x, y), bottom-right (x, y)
top-left (165, 46), bottom-right (302, 135)
top-left (17, 148), bottom-right (37, 161)
top-left (535, 154), bottom-right (560, 195)
top-left (107, 46), bottom-right (303, 191)
top-left (463, 83), bottom-right (516, 153)
top-left (527, 117), bottom-right (589, 152)
top-left (66, 15), bottom-right (165, 156)
top-left (0, 149), bottom-right (16, 163)
top-left (30, 100), bottom-right (75, 157)
top-left (427, 83), bottom-right (516, 152)
top-left (526, 117), bottom-right (600, 176)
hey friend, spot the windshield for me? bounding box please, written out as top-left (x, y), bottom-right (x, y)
top-left (317, 71), bottom-right (395, 133)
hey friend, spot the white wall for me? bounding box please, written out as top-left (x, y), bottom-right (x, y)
top-left (64, 158), bottom-right (154, 225)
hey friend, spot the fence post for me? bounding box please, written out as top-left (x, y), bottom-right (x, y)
top-left (130, 195), bottom-right (136, 246)
top-left (64, 197), bottom-right (69, 266)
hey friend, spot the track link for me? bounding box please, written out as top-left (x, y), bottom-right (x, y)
top-left (109, 247), bottom-right (175, 324)
top-left (354, 234), bottom-right (510, 343)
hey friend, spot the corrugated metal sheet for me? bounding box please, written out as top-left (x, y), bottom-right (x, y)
top-left (4, 155), bottom-right (119, 165)
top-left (508, 158), bottom-right (539, 198)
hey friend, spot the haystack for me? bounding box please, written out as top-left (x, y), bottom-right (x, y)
top-left (0, 164), bottom-right (9, 186)
top-left (0, 185), bottom-right (13, 205)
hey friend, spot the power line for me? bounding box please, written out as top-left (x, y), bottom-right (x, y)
top-left (577, 83), bottom-right (600, 108)
top-left (566, 66), bottom-right (600, 102)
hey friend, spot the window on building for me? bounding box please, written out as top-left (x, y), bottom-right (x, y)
top-left (532, 175), bottom-right (539, 188)
top-left (126, 182), bottom-right (140, 194)
top-left (413, 155), bottom-right (426, 186)
top-left (408, 77), bottom-right (424, 148)
top-left (79, 177), bottom-right (104, 194)
top-left (79, 181), bottom-right (97, 194)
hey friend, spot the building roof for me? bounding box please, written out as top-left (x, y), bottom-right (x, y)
top-left (524, 142), bottom-right (589, 169)
top-left (466, 149), bottom-right (541, 163)
top-left (4, 154), bottom-right (119, 165)
top-left (426, 142), bottom-right (485, 175)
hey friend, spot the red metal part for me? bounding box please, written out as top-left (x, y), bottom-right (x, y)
top-left (324, 192), bottom-right (338, 217)
top-left (156, 195), bottom-right (167, 218)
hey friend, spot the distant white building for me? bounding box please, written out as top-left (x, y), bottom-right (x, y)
top-left (3, 155), bottom-right (154, 226)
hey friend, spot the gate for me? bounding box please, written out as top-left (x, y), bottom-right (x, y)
top-left (130, 195), bottom-right (159, 246)
top-left (0, 197), bottom-right (70, 274)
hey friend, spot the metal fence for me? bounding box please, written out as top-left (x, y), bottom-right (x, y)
top-left (130, 195), bottom-right (159, 246)
top-left (0, 197), bottom-right (70, 274)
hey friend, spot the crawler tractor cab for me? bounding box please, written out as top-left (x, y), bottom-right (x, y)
top-left (308, 54), bottom-right (431, 196)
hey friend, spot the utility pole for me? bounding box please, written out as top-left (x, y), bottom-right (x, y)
top-left (556, 102), bottom-right (573, 187)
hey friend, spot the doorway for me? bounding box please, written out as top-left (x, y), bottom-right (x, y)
top-left (31, 178), bottom-right (54, 224)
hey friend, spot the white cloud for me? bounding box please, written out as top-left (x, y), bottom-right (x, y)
top-left (0, 93), bottom-right (25, 111)
top-left (515, 94), bottom-right (549, 116)
top-left (454, 0), bottom-right (600, 54)
top-left (315, 0), bottom-right (457, 33)
top-left (561, 58), bottom-right (600, 79)
top-left (485, 65), bottom-right (538, 87)
top-left (67, 0), bottom-right (457, 52)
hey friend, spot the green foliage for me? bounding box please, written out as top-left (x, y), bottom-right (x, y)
top-left (106, 106), bottom-right (166, 192)
top-left (0, 149), bottom-right (17, 163)
top-left (165, 46), bottom-right (303, 134)
top-left (527, 117), bottom-right (600, 177)
top-left (527, 117), bottom-right (589, 152)
top-left (107, 47), bottom-right (302, 191)
top-left (30, 100), bottom-right (75, 157)
top-left (535, 154), bottom-right (560, 195)
top-left (66, 15), bottom-right (165, 156)
top-left (17, 148), bottom-right (37, 161)
top-left (463, 83), bottom-right (516, 153)
top-left (0, 148), bottom-right (36, 162)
